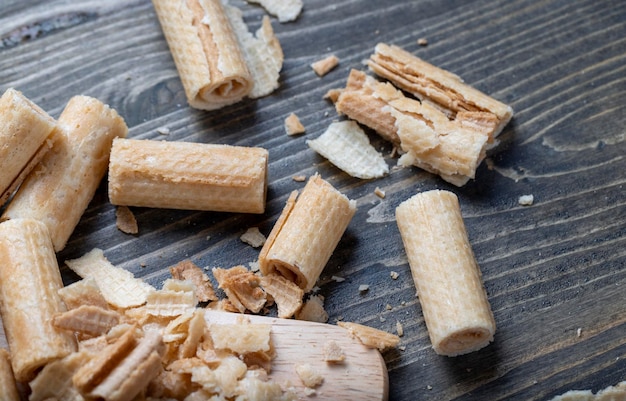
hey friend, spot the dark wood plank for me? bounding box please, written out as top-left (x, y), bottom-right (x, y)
top-left (0, 0), bottom-right (624, 399)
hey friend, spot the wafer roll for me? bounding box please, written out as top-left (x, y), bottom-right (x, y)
top-left (395, 190), bottom-right (495, 356)
top-left (0, 349), bottom-right (19, 401)
top-left (0, 88), bottom-right (56, 206)
top-left (0, 219), bottom-right (77, 381)
top-left (152, 0), bottom-right (253, 110)
top-left (108, 138), bottom-right (268, 213)
top-left (259, 175), bottom-right (356, 292)
top-left (2, 95), bottom-right (128, 251)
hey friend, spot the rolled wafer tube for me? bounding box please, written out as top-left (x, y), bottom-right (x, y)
top-left (152, 0), bottom-right (253, 110)
top-left (259, 175), bottom-right (356, 292)
top-left (0, 88), bottom-right (57, 206)
top-left (0, 219), bottom-right (77, 381)
top-left (2, 95), bottom-right (128, 251)
top-left (395, 190), bottom-right (495, 356)
top-left (108, 138), bottom-right (268, 213)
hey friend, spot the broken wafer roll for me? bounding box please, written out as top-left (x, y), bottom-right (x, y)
top-left (153, 0), bottom-right (252, 110)
top-left (0, 349), bottom-right (19, 401)
top-left (395, 190), bottom-right (495, 356)
top-left (2, 95), bottom-right (128, 251)
top-left (0, 88), bottom-right (57, 206)
top-left (369, 43), bottom-right (513, 139)
top-left (0, 219), bottom-right (77, 381)
top-left (108, 138), bottom-right (268, 213)
top-left (259, 175), bottom-right (356, 292)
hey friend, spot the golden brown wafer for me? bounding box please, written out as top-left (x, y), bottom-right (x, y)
top-left (395, 190), bottom-right (496, 356)
top-left (2, 95), bottom-right (128, 251)
top-left (0, 219), bottom-right (77, 381)
top-left (108, 138), bottom-right (268, 213)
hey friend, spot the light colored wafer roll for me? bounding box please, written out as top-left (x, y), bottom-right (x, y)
top-left (152, 0), bottom-right (253, 110)
top-left (0, 219), bottom-right (77, 381)
top-left (259, 175), bottom-right (356, 292)
top-left (108, 138), bottom-right (268, 213)
top-left (0, 88), bottom-right (57, 206)
top-left (395, 190), bottom-right (495, 356)
top-left (0, 349), bottom-right (19, 401)
top-left (2, 95), bottom-right (128, 251)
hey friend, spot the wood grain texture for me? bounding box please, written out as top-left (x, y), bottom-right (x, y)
top-left (0, 0), bottom-right (624, 399)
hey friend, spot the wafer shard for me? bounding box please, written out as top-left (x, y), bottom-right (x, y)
top-left (2, 95), bottom-right (128, 251)
top-left (337, 321), bottom-right (400, 352)
top-left (0, 219), bottom-right (77, 382)
top-left (368, 43), bottom-right (513, 138)
top-left (29, 351), bottom-right (89, 401)
top-left (108, 138), bottom-right (268, 213)
top-left (213, 266), bottom-right (267, 313)
top-left (0, 88), bottom-right (56, 206)
top-left (53, 305), bottom-right (122, 337)
top-left (259, 175), bottom-right (356, 292)
top-left (260, 273), bottom-right (304, 318)
top-left (336, 69), bottom-right (494, 186)
top-left (307, 120), bottom-right (389, 179)
top-left (65, 248), bottom-right (154, 309)
top-left (395, 190), bottom-right (496, 356)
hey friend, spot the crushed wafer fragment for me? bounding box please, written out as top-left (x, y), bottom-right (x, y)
top-left (284, 112), bottom-right (306, 136)
top-left (65, 248), bottom-right (154, 309)
top-left (29, 351), bottom-right (89, 401)
top-left (213, 266), bottom-right (267, 313)
top-left (53, 305), bottom-right (121, 337)
top-left (143, 280), bottom-right (197, 317)
top-left (246, 0), bottom-right (303, 23)
top-left (260, 274), bottom-right (304, 318)
top-left (338, 321), bottom-right (400, 351)
top-left (396, 321), bottom-right (404, 337)
top-left (58, 277), bottom-right (109, 310)
top-left (240, 227), bottom-right (267, 248)
top-left (169, 260), bottom-right (217, 303)
top-left (518, 194), bottom-right (534, 206)
top-left (417, 38), bottom-right (428, 46)
top-left (307, 120), bottom-right (389, 179)
top-left (311, 54), bottom-right (339, 77)
top-left (358, 284), bottom-right (370, 293)
top-left (209, 321), bottom-right (271, 355)
top-left (295, 294), bottom-right (328, 323)
top-left (295, 363), bottom-right (324, 388)
top-left (115, 206), bottom-right (138, 235)
top-left (292, 175), bottom-right (306, 182)
top-left (374, 187), bottom-right (386, 198)
top-left (323, 340), bottom-right (345, 363)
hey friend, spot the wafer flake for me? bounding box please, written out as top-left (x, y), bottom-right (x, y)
top-left (284, 112), bottom-right (306, 136)
top-left (65, 248), bottom-right (154, 309)
top-left (240, 227), bottom-right (267, 248)
top-left (295, 294), bottom-right (328, 323)
top-left (170, 260), bottom-right (218, 303)
top-left (260, 274), bottom-right (304, 318)
top-left (295, 363), bottom-right (323, 388)
top-left (307, 120), bottom-right (389, 179)
top-left (311, 55), bottom-right (339, 77)
top-left (323, 340), bottom-right (345, 363)
top-left (246, 0), bottom-right (303, 22)
top-left (115, 206), bottom-right (138, 234)
top-left (213, 266), bottom-right (267, 313)
top-left (338, 321), bottom-right (400, 351)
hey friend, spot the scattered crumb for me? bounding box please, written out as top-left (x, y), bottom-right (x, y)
top-left (115, 206), bottom-right (138, 235)
top-left (335, 315), bottom-right (344, 322)
top-left (399, 345), bottom-right (406, 351)
top-left (577, 327), bottom-right (582, 338)
top-left (240, 227), bottom-right (267, 248)
top-left (156, 126), bottom-right (170, 135)
top-left (337, 321), bottom-right (400, 351)
top-left (311, 55), bottom-right (339, 77)
top-left (323, 340), bottom-right (345, 363)
top-left (385, 304), bottom-right (392, 311)
top-left (331, 275), bottom-right (345, 283)
top-left (396, 321), bottom-right (404, 337)
top-left (374, 187), bottom-right (386, 198)
top-left (390, 271), bottom-right (399, 280)
top-left (295, 363), bottom-right (324, 388)
top-left (379, 316), bottom-right (386, 322)
top-left (284, 112), bottom-right (306, 136)
top-left (358, 284), bottom-right (369, 293)
top-left (292, 175), bottom-right (307, 182)
top-left (417, 38), bottom-right (428, 46)
top-left (140, 262), bottom-right (147, 268)
top-left (426, 385), bottom-right (433, 390)
top-left (518, 194), bottom-right (534, 206)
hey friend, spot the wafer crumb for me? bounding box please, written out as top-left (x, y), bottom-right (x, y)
top-left (156, 126), bottom-right (170, 135)
top-left (358, 284), bottom-right (369, 293)
top-left (240, 227), bottom-right (267, 248)
top-left (417, 38), bottom-right (428, 46)
top-left (115, 206), bottom-right (138, 234)
top-left (311, 55), bottom-right (339, 77)
top-left (292, 175), bottom-right (307, 182)
top-left (518, 194), bottom-right (534, 206)
top-left (390, 271), bottom-right (399, 280)
top-left (332, 275), bottom-right (345, 283)
top-left (374, 187), bottom-right (386, 198)
top-left (396, 321), bottom-right (404, 337)
top-left (285, 112), bottom-right (306, 136)
top-left (295, 363), bottom-right (324, 388)
top-left (323, 340), bottom-right (345, 363)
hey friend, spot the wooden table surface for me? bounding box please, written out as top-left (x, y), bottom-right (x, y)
top-left (0, 0), bottom-right (624, 399)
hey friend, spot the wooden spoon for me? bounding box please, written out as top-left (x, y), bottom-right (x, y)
top-left (205, 310), bottom-right (389, 401)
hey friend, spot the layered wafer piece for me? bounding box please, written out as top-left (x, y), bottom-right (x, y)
top-left (2, 95), bottom-right (128, 251)
top-left (152, 0), bottom-right (283, 110)
top-left (0, 219), bottom-right (77, 381)
top-left (259, 175), bottom-right (356, 292)
top-left (368, 43), bottom-right (513, 139)
top-left (108, 138), bottom-right (268, 213)
top-left (0, 88), bottom-right (57, 206)
top-left (335, 69), bottom-right (496, 186)
top-left (395, 190), bottom-right (495, 356)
